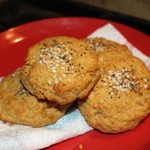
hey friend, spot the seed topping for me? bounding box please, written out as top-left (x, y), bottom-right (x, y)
top-left (101, 67), bottom-right (149, 98)
top-left (37, 40), bottom-right (87, 85)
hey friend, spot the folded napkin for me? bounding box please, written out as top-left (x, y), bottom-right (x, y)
top-left (0, 23), bottom-right (149, 150)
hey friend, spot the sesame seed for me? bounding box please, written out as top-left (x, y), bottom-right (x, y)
top-left (53, 74), bottom-right (57, 79)
top-left (125, 74), bottom-right (130, 78)
top-left (55, 64), bottom-right (59, 67)
top-left (52, 69), bottom-right (56, 73)
top-left (40, 48), bottom-right (44, 51)
top-left (133, 76), bottom-right (136, 79)
top-left (22, 89), bottom-right (27, 94)
top-left (110, 92), bottom-right (114, 95)
top-left (54, 79), bottom-right (58, 84)
top-left (52, 66), bottom-right (55, 69)
top-left (144, 78), bottom-right (148, 82)
top-left (144, 84), bottom-right (148, 88)
top-left (61, 67), bottom-right (65, 70)
top-left (62, 62), bottom-right (66, 65)
top-left (62, 74), bottom-right (66, 78)
top-left (108, 70), bottom-right (113, 75)
top-left (68, 78), bottom-right (71, 82)
top-left (48, 80), bottom-right (52, 85)
top-left (38, 60), bottom-right (42, 64)
top-left (107, 76), bottom-right (112, 80)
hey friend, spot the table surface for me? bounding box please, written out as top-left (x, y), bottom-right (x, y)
top-left (0, 0), bottom-right (150, 35)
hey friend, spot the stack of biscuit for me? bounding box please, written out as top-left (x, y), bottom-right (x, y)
top-left (0, 36), bottom-right (100, 128)
top-left (0, 36), bottom-right (150, 134)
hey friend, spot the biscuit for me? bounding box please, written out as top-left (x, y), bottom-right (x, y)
top-left (78, 52), bottom-right (150, 133)
top-left (21, 36), bottom-right (100, 105)
top-left (0, 69), bottom-right (70, 127)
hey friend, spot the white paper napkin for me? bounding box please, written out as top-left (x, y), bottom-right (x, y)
top-left (0, 23), bottom-right (149, 150)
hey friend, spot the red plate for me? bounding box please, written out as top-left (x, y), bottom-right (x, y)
top-left (0, 17), bottom-right (150, 150)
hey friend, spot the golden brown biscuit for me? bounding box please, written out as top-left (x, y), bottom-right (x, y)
top-left (86, 37), bottom-right (132, 68)
top-left (0, 69), bottom-right (70, 127)
top-left (78, 52), bottom-right (150, 133)
top-left (21, 36), bottom-right (100, 105)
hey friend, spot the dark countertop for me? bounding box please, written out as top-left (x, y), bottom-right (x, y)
top-left (0, 0), bottom-right (150, 36)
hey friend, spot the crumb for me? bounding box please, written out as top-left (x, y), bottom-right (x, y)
top-left (79, 144), bottom-right (83, 150)
top-left (9, 123), bottom-right (14, 127)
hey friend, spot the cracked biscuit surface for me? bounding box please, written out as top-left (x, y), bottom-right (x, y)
top-left (21, 36), bottom-right (100, 105)
top-left (0, 69), bottom-right (70, 127)
top-left (78, 51), bottom-right (150, 133)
